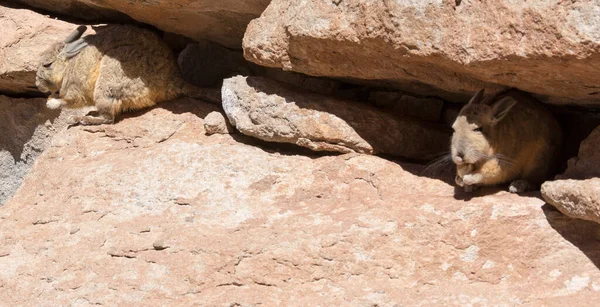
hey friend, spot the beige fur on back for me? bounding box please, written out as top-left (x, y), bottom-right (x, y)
top-left (451, 89), bottom-right (562, 191)
top-left (36, 25), bottom-right (216, 125)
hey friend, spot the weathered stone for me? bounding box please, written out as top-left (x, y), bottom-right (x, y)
top-left (14, 0), bottom-right (271, 48)
top-left (368, 91), bottom-right (403, 109)
top-left (1, 97), bottom-right (600, 305)
top-left (543, 124), bottom-right (600, 224)
top-left (243, 0), bottom-right (600, 105)
top-left (7, 0), bottom-right (129, 21)
top-left (542, 179), bottom-right (600, 225)
top-left (554, 110), bottom-right (600, 169)
top-left (0, 6), bottom-right (94, 95)
top-left (0, 95), bottom-right (84, 205)
top-left (560, 125), bottom-right (600, 180)
top-left (221, 76), bottom-right (450, 159)
top-left (368, 91), bottom-right (444, 122)
top-left (162, 31), bottom-right (196, 54)
top-left (250, 66), bottom-right (346, 98)
top-left (204, 111), bottom-right (235, 135)
top-left (394, 95), bottom-right (444, 122)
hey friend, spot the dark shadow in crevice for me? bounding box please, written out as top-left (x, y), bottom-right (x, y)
top-left (550, 105), bottom-right (600, 174)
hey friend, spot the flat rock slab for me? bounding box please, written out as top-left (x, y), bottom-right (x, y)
top-left (243, 0), bottom-right (600, 105)
top-left (1, 97), bottom-right (600, 305)
top-left (14, 0), bottom-right (271, 48)
top-left (542, 179), bottom-right (600, 225)
top-left (222, 75), bottom-right (450, 159)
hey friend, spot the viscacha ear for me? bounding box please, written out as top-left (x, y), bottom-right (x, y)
top-left (62, 39), bottom-right (88, 58)
top-left (64, 25), bottom-right (87, 43)
top-left (467, 89), bottom-right (485, 105)
top-left (490, 96), bottom-right (517, 124)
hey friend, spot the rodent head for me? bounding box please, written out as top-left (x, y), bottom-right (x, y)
top-left (35, 26), bottom-right (88, 95)
top-left (451, 89), bottom-right (517, 165)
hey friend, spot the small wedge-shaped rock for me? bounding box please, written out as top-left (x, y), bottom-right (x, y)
top-left (204, 111), bottom-right (236, 135)
top-left (221, 76), bottom-right (450, 159)
top-left (560, 125), bottom-right (600, 179)
top-left (542, 179), bottom-right (600, 225)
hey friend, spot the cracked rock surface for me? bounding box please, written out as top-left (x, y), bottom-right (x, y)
top-left (542, 179), bottom-right (600, 225)
top-left (1, 97), bottom-right (600, 305)
top-left (13, 0), bottom-right (270, 49)
top-left (243, 0), bottom-right (600, 105)
top-left (222, 76), bottom-right (450, 158)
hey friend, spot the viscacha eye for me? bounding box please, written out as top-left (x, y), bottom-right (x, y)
top-left (473, 127), bottom-right (483, 132)
top-left (42, 62), bottom-right (53, 68)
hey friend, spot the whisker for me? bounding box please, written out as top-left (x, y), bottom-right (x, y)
top-left (492, 153), bottom-right (515, 167)
top-left (422, 152), bottom-right (453, 176)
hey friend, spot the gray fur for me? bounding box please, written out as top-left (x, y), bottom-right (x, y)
top-left (63, 26), bottom-right (86, 43)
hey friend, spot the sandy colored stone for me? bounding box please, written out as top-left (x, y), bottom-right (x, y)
top-left (542, 179), bottom-right (600, 225)
top-left (243, 0), bottom-right (600, 105)
top-left (222, 75), bottom-right (450, 159)
top-left (0, 95), bottom-right (83, 205)
top-left (560, 125), bottom-right (600, 180)
top-left (1, 97), bottom-right (600, 305)
top-left (14, 0), bottom-right (271, 48)
top-left (0, 6), bottom-right (95, 95)
top-left (7, 0), bottom-right (129, 20)
top-left (204, 111), bottom-right (235, 135)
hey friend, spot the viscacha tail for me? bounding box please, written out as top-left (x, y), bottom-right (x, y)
top-left (171, 77), bottom-right (221, 104)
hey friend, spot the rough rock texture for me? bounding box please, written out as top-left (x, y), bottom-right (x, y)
top-left (0, 6), bottom-right (94, 95)
top-left (541, 126), bottom-right (600, 225)
top-left (244, 0), bottom-right (600, 105)
top-left (14, 0), bottom-right (271, 48)
top-left (542, 179), bottom-right (600, 225)
top-left (554, 110), bottom-right (600, 169)
top-left (1, 97), bottom-right (600, 305)
top-left (0, 96), bottom-right (82, 205)
top-left (204, 111), bottom-right (235, 135)
top-left (368, 91), bottom-right (444, 122)
top-left (560, 125), bottom-right (600, 180)
top-left (222, 76), bottom-right (450, 158)
top-left (6, 0), bottom-right (129, 21)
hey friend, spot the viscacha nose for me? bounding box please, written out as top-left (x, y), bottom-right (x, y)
top-left (453, 152), bottom-right (464, 164)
